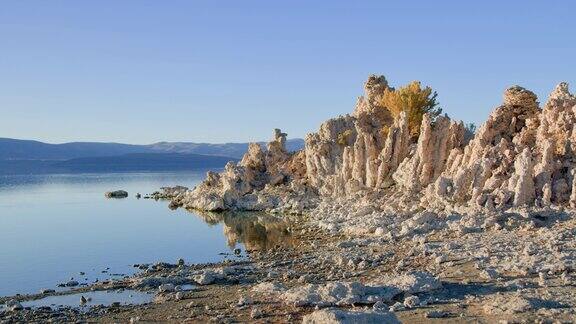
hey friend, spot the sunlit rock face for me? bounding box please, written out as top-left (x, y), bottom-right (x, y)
top-left (178, 75), bottom-right (576, 214)
top-left (179, 128), bottom-right (316, 212)
top-left (426, 83), bottom-right (576, 211)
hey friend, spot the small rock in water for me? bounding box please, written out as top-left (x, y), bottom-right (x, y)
top-left (135, 193), bottom-right (142, 199)
top-left (66, 280), bottom-right (79, 287)
top-left (234, 248), bottom-right (242, 255)
top-left (40, 289), bottom-right (55, 294)
top-left (6, 300), bottom-right (23, 311)
top-left (80, 295), bottom-right (87, 304)
top-left (177, 258), bottom-right (185, 266)
top-left (105, 190), bottom-right (129, 198)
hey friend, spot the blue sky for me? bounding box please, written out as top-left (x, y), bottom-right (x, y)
top-left (0, 1), bottom-right (574, 144)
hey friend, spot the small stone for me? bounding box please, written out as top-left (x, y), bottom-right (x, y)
top-left (404, 296), bottom-right (420, 308)
top-left (389, 302), bottom-right (404, 312)
top-left (66, 280), bottom-right (79, 287)
top-left (6, 300), bottom-right (23, 311)
top-left (175, 292), bottom-right (184, 300)
top-left (297, 274), bottom-right (313, 283)
top-left (538, 272), bottom-right (547, 280)
top-left (80, 296), bottom-right (87, 304)
top-left (251, 307), bottom-right (263, 319)
top-left (561, 272), bottom-right (570, 284)
top-left (193, 269), bottom-right (220, 285)
top-left (425, 310), bottom-right (450, 318)
top-left (237, 296), bottom-right (252, 307)
top-left (158, 283), bottom-right (175, 293)
top-left (10, 303), bottom-right (23, 311)
top-left (435, 255), bottom-right (447, 265)
top-left (177, 258), bottom-right (185, 266)
top-left (372, 301), bottom-right (387, 311)
top-left (480, 268), bottom-right (499, 280)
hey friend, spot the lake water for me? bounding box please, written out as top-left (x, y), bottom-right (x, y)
top-left (0, 172), bottom-right (293, 297)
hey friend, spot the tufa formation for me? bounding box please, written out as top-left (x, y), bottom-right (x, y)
top-left (174, 75), bottom-right (576, 215)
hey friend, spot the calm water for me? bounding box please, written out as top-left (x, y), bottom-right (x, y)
top-left (20, 289), bottom-right (155, 309)
top-left (0, 172), bottom-right (293, 297)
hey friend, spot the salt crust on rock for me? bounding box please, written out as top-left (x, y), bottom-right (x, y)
top-left (482, 295), bottom-right (534, 315)
top-left (302, 308), bottom-right (401, 324)
top-left (279, 271), bottom-right (440, 307)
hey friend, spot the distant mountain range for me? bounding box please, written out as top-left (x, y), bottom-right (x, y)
top-left (0, 153), bottom-right (239, 175)
top-left (0, 137), bottom-right (305, 160)
top-left (0, 137), bottom-right (305, 175)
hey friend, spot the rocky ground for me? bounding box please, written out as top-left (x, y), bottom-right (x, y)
top-left (1, 205), bottom-right (575, 323)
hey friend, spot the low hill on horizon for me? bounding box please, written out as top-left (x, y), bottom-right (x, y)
top-left (0, 137), bottom-right (305, 161)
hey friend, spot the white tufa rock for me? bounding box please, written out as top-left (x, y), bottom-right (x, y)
top-left (279, 271), bottom-right (440, 307)
top-left (171, 76), bottom-right (576, 216)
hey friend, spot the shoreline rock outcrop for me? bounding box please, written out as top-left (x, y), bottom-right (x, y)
top-left (174, 75), bottom-right (576, 216)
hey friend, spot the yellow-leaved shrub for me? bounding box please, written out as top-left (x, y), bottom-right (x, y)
top-left (337, 129), bottom-right (353, 146)
top-left (378, 81), bottom-right (442, 140)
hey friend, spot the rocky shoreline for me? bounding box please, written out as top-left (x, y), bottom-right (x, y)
top-left (3, 75), bottom-right (576, 322)
top-left (1, 207), bottom-right (575, 323)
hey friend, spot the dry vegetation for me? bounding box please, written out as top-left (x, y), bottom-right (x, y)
top-left (379, 81), bottom-right (442, 140)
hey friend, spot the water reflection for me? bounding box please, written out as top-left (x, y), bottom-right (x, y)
top-left (192, 211), bottom-right (296, 251)
top-left (0, 172), bottom-right (296, 297)
top-left (20, 290), bottom-right (154, 309)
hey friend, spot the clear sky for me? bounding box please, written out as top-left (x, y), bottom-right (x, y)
top-left (0, 1), bottom-right (574, 144)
